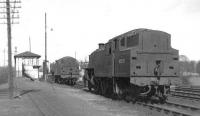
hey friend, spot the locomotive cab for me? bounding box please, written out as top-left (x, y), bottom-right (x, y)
top-left (130, 30), bottom-right (179, 86)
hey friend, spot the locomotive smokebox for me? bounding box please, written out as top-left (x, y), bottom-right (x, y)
top-left (98, 43), bottom-right (105, 50)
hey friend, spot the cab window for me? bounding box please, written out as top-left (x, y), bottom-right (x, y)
top-left (127, 34), bottom-right (139, 47)
top-left (109, 47), bottom-right (112, 54)
top-left (114, 39), bottom-right (117, 49)
top-left (120, 38), bottom-right (125, 47)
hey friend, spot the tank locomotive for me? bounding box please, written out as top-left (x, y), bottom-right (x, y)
top-left (84, 28), bottom-right (179, 102)
top-left (50, 56), bottom-right (80, 85)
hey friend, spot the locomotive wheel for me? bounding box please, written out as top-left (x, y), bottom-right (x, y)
top-left (65, 80), bottom-right (68, 85)
top-left (58, 77), bottom-right (61, 84)
top-left (87, 80), bottom-right (92, 91)
top-left (112, 78), bottom-right (123, 99)
top-left (100, 81), bottom-right (106, 95)
top-left (72, 79), bottom-right (76, 85)
top-left (159, 95), bottom-right (167, 104)
top-left (73, 79), bottom-right (76, 85)
top-left (69, 79), bottom-right (72, 85)
top-left (59, 78), bottom-right (61, 84)
top-left (114, 83), bottom-right (123, 99)
top-left (55, 76), bottom-right (59, 83)
top-left (86, 72), bottom-right (93, 91)
top-left (94, 78), bottom-right (101, 94)
top-left (66, 80), bottom-right (70, 85)
top-left (100, 78), bottom-right (109, 96)
top-left (107, 79), bottom-right (114, 98)
top-left (55, 78), bottom-right (57, 83)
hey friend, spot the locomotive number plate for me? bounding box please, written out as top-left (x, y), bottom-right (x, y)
top-left (119, 59), bottom-right (125, 63)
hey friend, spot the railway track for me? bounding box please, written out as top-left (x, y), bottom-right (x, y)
top-left (73, 80), bottom-right (85, 89)
top-left (170, 86), bottom-right (200, 100)
top-left (51, 81), bottom-right (200, 116)
top-left (166, 101), bottom-right (200, 111)
top-left (175, 86), bottom-right (200, 93)
top-left (137, 101), bottom-right (199, 116)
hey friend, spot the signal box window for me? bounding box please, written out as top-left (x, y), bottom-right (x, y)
top-left (127, 34), bottom-right (139, 47)
top-left (120, 38), bottom-right (125, 47)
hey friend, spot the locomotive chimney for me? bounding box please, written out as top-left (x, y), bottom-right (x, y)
top-left (98, 43), bottom-right (105, 50)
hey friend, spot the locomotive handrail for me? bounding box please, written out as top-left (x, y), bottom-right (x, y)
top-left (130, 75), bottom-right (178, 77)
top-left (137, 51), bottom-right (172, 54)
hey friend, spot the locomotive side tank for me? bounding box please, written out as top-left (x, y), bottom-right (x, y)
top-left (50, 56), bottom-right (80, 85)
top-left (84, 28), bottom-right (179, 102)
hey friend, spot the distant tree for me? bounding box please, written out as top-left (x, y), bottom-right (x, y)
top-left (179, 55), bottom-right (197, 75)
top-left (0, 67), bottom-right (9, 84)
top-left (179, 55), bottom-right (189, 75)
top-left (179, 55), bottom-right (189, 62)
top-left (196, 61), bottom-right (200, 75)
top-left (189, 61), bottom-right (196, 73)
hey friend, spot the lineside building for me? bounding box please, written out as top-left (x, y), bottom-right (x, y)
top-left (14, 51), bottom-right (41, 79)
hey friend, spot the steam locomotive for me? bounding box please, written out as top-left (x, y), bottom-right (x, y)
top-left (84, 28), bottom-right (179, 102)
top-left (50, 56), bottom-right (80, 85)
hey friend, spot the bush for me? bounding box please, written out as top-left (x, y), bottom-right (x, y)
top-left (0, 67), bottom-right (9, 84)
top-left (181, 76), bottom-right (191, 86)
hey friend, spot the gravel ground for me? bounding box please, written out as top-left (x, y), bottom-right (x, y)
top-left (0, 83), bottom-right (41, 116)
top-left (0, 77), bottom-right (175, 116)
top-left (168, 95), bottom-right (200, 108)
top-left (0, 77), bottom-right (151, 116)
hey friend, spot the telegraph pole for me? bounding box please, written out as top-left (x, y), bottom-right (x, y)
top-left (43, 12), bottom-right (47, 81)
top-left (75, 51), bottom-right (76, 59)
top-left (29, 36), bottom-right (31, 52)
top-left (14, 46), bottom-right (17, 78)
top-left (45, 13), bottom-right (47, 65)
top-left (6, 0), bottom-right (14, 99)
top-left (0, 0), bottom-right (21, 99)
top-left (4, 48), bottom-right (6, 66)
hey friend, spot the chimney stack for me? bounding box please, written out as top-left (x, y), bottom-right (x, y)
top-left (98, 43), bottom-right (105, 50)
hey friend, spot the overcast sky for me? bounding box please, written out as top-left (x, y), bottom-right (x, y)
top-left (0, 0), bottom-right (200, 65)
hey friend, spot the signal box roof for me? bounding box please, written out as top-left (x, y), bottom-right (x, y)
top-left (14, 51), bottom-right (41, 58)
